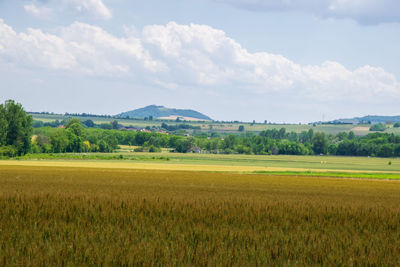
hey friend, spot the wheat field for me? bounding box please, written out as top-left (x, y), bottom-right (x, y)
top-left (1, 165), bottom-right (400, 265)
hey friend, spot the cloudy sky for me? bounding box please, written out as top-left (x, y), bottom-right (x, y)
top-left (1, 0), bottom-right (399, 123)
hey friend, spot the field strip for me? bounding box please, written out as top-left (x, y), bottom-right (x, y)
top-left (1, 160), bottom-right (400, 174)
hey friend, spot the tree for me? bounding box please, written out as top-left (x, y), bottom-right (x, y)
top-left (65, 119), bottom-right (85, 152)
top-left (33, 120), bottom-right (44, 128)
top-left (65, 119), bottom-right (84, 137)
top-left (312, 132), bottom-right (328, 155)
top-left (348, 131), bottom-right (355, 140)
top-left (83, 119), bottom-right (95, 128)
top-left (370, 123), bottom-right (386, 132)
top-left (175, 137), bottom-right (194, 153)
top-left (394, 122), bottom-right (400, 128)
top-left (111, 120), bottom-right (119, 130)
top-left (50, 131), bottom-right (69, 153)
top-left (377, 144), bottom-right (394, 157)
top-left (65, 118), bottom-right (81, 128)
top-left (238, 125), bottom-right (245, 132)
top-left (0, 100), bottom-right (33, 156)
top-left (100, 123), bottom-right (112, 130)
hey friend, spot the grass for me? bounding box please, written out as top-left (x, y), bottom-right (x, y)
top-left (253, 170), bottom-right (400, 180)
top-left (1, 165), bottom-right (400, 265)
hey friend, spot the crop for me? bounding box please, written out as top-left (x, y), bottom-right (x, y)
top-left (1, 166), bottom-right (400, 265)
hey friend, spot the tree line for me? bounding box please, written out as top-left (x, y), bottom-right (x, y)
top-left (29, 124), bottom-right (400, 157)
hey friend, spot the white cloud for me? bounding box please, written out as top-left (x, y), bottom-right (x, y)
top-left (213, 0), bottom-right (400, 24)
top-left (0, 19), bottom-right (163, 75)
top-left (67, 0), bottom-right (112, 19)
top-left (0, 19), bottom-right (399, 104)
top-left (23, 0), bottom-right (112, 20)
top-left (141, 22), bottom-right (400, 101)
top-left (24, 4), bottom-right (53, 19)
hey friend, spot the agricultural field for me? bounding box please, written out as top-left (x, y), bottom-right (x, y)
top-left (1, 164), bottom-right (400, 265)
top-left (8, 152), bottom-right (400, 175)
top-left (30, 113), bottom-right (389, 135)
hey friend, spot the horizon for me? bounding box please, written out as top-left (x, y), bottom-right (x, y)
top-left (25, 103), bottom-right (400, 124)
top-left (1, 1), bottom-right (399, 123)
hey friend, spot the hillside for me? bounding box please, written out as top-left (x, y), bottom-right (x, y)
top-left (116, 105), bottom-right (212, 121)
top-left (329, 115), bottom-right (400, 124)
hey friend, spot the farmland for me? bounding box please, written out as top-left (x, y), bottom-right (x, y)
top-left (7, 152), bottom-right (400, 174)
top-left (2, 103), bottom-right (400, 264)
top-left (1, 164), bottom-right (400, 265)
top-left (30, 113), bottom-right (391, 135)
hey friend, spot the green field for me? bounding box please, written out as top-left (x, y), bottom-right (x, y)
top-left (1, 164), bottom-right (400, 265)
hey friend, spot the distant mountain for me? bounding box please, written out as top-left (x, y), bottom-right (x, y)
top-left (326, 115), bottom-right (400, 124)
top-left (116, 105), bottom-right (212, 121)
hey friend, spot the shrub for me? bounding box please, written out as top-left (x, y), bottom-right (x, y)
top-left (370, 123), bottom-right (386, 132)
top-left (134, 147), bottom-right (144, 152)
top-left (0, 145), bottom-right (17, 158)
top-left (148, 145), bottom-right (161, 153)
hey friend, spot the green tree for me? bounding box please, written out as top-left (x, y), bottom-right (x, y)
top-left (370, 123), bottom-right (386, 132)
top-left (238, 125), bottom-right (245, 132)
top-left (175, 137), bottom-right (194, 153)
top-left (377, 144), bottom-right (394, 157)
top-left (100, 123), bottom-right (112, 130)
top-left (50, 130), bottom-right (69, 153)
top-left (83, 119), bottom-right (95, 128)
top-left (111, 120), bottom-right (119, 130)
top-left (312, 132), bottom-right (328, 155)
top-left (65, 119), bottom-right (84, 137)
top-left (393, 122), bottom-right (400, 128)
top-left (65, 118), bottom-right (81, 128)
top-left (65, 119), bottom-right (85, 152)
top-left (0, 100), bottom-right (33, 155)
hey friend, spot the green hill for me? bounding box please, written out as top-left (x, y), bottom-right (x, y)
top-left (116, 105), bottom-right (212, 121)
top-left (331, 115), bottom-right (400, 124)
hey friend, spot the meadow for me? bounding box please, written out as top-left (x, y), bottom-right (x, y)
top-left (1, 165), bottom-right (400, 265)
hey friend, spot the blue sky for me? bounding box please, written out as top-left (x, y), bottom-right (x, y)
top-left (0, 0), bottom-right (399, 123)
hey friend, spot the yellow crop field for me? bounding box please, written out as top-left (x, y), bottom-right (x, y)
top-left (1, 159), bottom-right (400, 175)
top-left (1, 165), bottom-right (400, 265)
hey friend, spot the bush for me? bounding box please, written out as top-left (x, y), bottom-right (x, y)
top-left (148, 145), bottom-right (161, 153)
top-left (0, 146), bottom-right (17, 158)
top-left (370, 123), bottom-right (386, 132)
top-left (134, 147), bottom-right (144, 152)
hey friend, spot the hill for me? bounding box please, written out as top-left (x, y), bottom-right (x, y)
top-left (116, 105), bottom-right (212, 121)
top-left (329, 115), bottom-right (400, 124)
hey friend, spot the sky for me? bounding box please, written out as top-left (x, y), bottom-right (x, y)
top-left (0, 0), bottom-right (399, 123)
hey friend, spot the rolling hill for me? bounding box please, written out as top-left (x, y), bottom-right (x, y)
top-left (116, 105), bottom-right (212, 121)
top-left (328, 115), bottom-right (400, 124)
